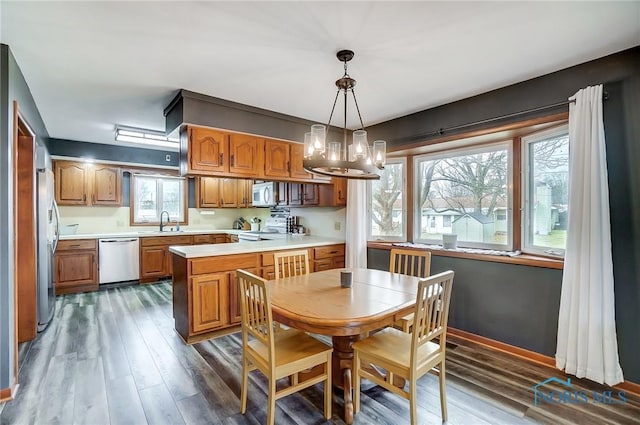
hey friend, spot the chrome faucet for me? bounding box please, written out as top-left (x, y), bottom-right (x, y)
top-left (159, 210), bottom-right (170, 232)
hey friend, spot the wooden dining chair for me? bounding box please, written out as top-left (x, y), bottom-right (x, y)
top-left (353, 270), bottom-right (454, 425)
top-left (389, 248), bottom-right (432, 332)
top-left (273, 249), bottom-right (310, 278)
top-left (236, 269), bottom-right (333, 425)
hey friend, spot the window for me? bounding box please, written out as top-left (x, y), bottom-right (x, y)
top-left (414, 142), bottom-right (512, 250)
top-left (368, 159), bottom-right (406, 241)
top-left (132, 174), bottom-right (186, 224)
top-left (523, 125), bottom-right (569, 256)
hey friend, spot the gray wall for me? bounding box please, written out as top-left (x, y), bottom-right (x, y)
top-left (47, 138), bottom-right (179, 167)
top-left (369, 249), bottom-right (563, 355)
top-left (368, 46), bottom-right (640, 383)
top-left (0, 44), bottom-right (50, 391)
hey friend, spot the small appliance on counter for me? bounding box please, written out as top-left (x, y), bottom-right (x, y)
top-left (237, 209), bottom-right (300, 242)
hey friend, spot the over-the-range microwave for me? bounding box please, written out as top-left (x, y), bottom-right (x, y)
top-left (252, 181), bottom-right (276, 207)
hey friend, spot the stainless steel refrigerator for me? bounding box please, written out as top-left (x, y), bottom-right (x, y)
top-left (36, 146), bottom-right (59, 331)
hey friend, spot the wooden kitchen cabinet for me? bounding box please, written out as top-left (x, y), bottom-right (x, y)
top-left (196, 177), bottom-right (252, 208)
top-left (264, 139), bottom-right (290, 178)
top-left (172, 243), bottom-right (345, 343)
top-left (191, 273), bottom-right (229, 333)
top-left (55, 161), bottom-right (88, 205)
top-left (173, 253), bottom-right (257, 342)
top-left (237, 179), bottom-right (253, 207)
top-left (312, 244), bottom-right (345, 272)
top-left (55, 239), bottom-right (98, 294)
top-left (188, 127), bottom-right (228, 173)
top-left (290, 143), bottom-right (312, 180)
top-left (289, 183), bottom-right (319, 206)
top-left (140, 235), bottom-right (192, 283)
top-left (318, 177), bottom-right (348, 207)
top-left (192, 234), bottom-right (232, 244)
top-left (187, 127), bottom-right (262, 177)
top-left (196, 176), bottom-right (220, 208)
top-left (219, 178), bottom-right (238, 207)
top-left (55, 161), bottom-right (122, 206)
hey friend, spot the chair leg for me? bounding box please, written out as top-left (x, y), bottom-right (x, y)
top-left (409, 378), bottom-right (417, 425)
top-left (439, 361), bottom-right (448, 422)
top-left (267, 378), bottom-right (276, 425)
top-left (240, 356), bottom-right (248, 414)
top-left (324, 356), bottom-right (332, 420)
top-left (353, 350), bottom-right (361, 414)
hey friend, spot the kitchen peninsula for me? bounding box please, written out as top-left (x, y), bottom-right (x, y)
top-left (170, 237), bottom-right (345, 343)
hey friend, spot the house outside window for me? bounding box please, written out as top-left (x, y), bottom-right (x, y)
top-left (522, 125), bottom-right (569, 256)
top-left (368, 159), bottom-right (406, 241)
top-left (414, 142), bottom-right (512, 250)
top-left (132, 175), bottom-right (186, 224)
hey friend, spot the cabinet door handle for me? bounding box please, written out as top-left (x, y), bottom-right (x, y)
top-left (231, 154), bottom-right (235, 166)
top-left (219, 153), bottom-right (223, 164)
top-left (83, 194), bottom-right (86, 202)
top-left (338, 190), bottom-right (342, 198)
top-left (287, 161), bottom-right (290, 172)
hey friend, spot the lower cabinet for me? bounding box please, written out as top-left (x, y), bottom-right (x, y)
top-left (140, 235), bottom-right (193, 283)
top-left (312, 244), bottom-right (346, 272)
top-left (172, 244), bottom-right (345, 343)
top-left (191, 273), bottom-right (229, 333)
top-left (55, 239), bottom-right (98, 294)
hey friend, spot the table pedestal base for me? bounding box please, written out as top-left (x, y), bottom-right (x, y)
top-left (331, 335), bottom-right (359, 424)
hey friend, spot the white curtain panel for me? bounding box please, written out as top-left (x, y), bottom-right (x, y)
top-left (345, 179), bottom-right (368, 268)
top-left (555, 84), bottom-right (624, 386)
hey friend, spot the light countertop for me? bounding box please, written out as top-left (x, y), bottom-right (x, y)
top-left (59, 229), bottom-right (243, 240)
top-left (169, 236), bottom-right (345, 258)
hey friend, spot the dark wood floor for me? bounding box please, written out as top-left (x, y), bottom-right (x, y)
top-left (1, 282), bottom-right (638, 424)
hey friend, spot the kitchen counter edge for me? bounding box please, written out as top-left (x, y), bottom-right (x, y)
top-left (59, 229), bottom-right (244, 240)
top-left (169, 236), bottom-right (345, 258)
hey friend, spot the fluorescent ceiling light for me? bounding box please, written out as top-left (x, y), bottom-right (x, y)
top-left (115, 126), bottom-right (179, 149)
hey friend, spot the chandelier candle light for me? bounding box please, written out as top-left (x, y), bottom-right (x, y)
top-left (303, 49), bottom-right (386, 180)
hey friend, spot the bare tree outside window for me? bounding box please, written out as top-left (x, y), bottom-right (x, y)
top-left (369, 161), bottom-right (405, 240)
top-left (415, 144), bottom-right (510, 247)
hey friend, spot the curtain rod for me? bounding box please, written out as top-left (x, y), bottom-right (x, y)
top-left (418, 91), bottom-right (609, 139)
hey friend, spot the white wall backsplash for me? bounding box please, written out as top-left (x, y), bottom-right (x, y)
top-left (290, 207), bottom-right (346, 238)
top-left (58, 206), bottom-right (272, 234)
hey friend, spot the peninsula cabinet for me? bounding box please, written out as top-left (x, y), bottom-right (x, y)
top-left (172, 242), bottom-right (346, 343)
top-left (54, 239), bottom-right (98, 294)
top-left (187, 126), bottom-right (262, 177)
top-left (54, 161), bottom-right (122, 206)
top-left (312, 244), bottom-right (345, 271)
top-left (173, 253), bottom-right (258, 343)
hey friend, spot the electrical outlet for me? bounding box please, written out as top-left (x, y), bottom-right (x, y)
top-left (334, 221), bottom-right (341, 231)
top-left (165, 154), bottom-right (171, 162)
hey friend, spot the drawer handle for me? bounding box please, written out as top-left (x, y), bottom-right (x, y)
top-left (69, 244), bottom-right (81, 248)
top-left (329, 251), bottom-right (338, 254)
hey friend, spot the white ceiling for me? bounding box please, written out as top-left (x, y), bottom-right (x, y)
top-left (1, 1), bottom-right (639, 149)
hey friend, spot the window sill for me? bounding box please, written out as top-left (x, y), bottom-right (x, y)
top-left (367, 242), bottom-right (564, 270)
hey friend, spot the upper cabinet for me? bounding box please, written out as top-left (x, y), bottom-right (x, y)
top-left (195, 176), bottom-right (253, 208)
top-left (54, 161), bottom-right (122, 206)
top-left (183, 125), bottom-right (320, 184)
top-left (187, 126), bottom-right (262, 177)
top-left (264, 139), bottom-right (290, 178)
top-left (189, 127), bottom-right (228, 173)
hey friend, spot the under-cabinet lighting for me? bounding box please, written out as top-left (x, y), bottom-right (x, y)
top-left (115, 126), bottom-right (179, 149)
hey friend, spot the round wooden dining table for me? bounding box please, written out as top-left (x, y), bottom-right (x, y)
top-left (268, 268), bottom-right (420, 424)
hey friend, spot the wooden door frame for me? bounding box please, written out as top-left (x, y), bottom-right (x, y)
top-left (11, 100), bottom-right (37, 398)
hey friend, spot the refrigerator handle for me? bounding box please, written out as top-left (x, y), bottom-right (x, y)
top-left (52, 199), bottom-right (60, 253)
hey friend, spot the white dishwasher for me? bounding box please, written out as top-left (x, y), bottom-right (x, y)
top-left (99, 238), bottom-right (140, 284)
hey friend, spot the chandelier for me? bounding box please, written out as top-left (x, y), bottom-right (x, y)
top-left (302, 50), bottom-right (386, 180)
